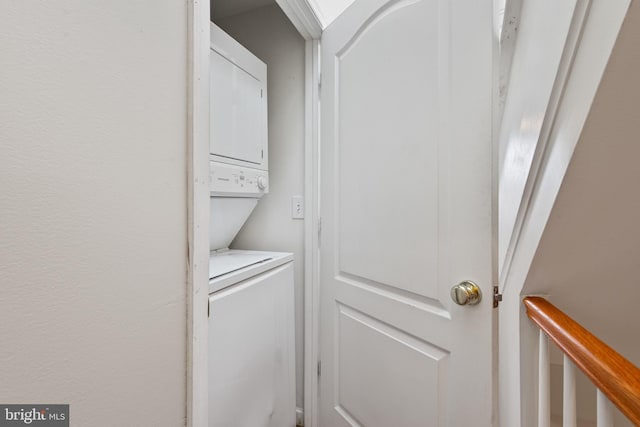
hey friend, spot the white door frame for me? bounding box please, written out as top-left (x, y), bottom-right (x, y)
top-left (273, 3), bottom-right (323, 426)
top-left (302, 37), bottom-right (321, 427)
top-left (302, 39), bottom-right (321, 427)
top-left (187, 1), bottom-right (322, 426)
top-left (186, 0), bottom-right (211, 426)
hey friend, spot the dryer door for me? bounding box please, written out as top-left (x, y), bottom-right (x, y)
top-left (209, 24), bottom-right (268, 170)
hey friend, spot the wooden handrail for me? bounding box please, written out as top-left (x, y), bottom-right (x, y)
top-left (523, 296), bottom-right (640, 426)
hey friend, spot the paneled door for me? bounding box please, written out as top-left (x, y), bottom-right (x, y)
top-left (318, 0), bottom-right (495, 425)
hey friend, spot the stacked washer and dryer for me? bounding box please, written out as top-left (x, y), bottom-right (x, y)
top-left (207, 23), bottom-right (296, 427)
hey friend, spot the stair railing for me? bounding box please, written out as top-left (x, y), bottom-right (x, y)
top-left (523, 296), bottom-right (640, 427)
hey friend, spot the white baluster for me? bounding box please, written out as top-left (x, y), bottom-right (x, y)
top-left (539, 332), bottom-right (550, 427)
top-left (563, 356), bottom-right (577, 427)
top-left (597, 390), bottom-right (614, 427)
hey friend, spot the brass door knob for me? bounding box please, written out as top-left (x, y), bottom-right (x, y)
top-left (450, 281), bottom-right (482, 306)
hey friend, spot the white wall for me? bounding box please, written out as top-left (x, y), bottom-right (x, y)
top-left (497, 0), bottom-right (631, 425)
top-left (0, 2), bottom-right (188, 426)
top-left (215, 4), bottom-right (307, 410)
top-left (524, 0), bottom-right (640, 363)
top-left (524, 3), bottom-right (640, 424)
top-left (497, 0), bottom-right (579, 278)
top-left (306, 0), bottom-right (355, 27)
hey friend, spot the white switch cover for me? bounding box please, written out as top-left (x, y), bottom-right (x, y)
top-left (291, 196), bottom-right (304, 219)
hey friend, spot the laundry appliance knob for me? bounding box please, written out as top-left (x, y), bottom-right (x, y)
top-left (257, 176), bottom-right (268, 190)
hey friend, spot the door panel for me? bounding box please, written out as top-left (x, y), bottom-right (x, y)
top-left (337, 0), bottom-right (440, 300)
top-left (335, 303), bottom-right (447, 427)
top-left (319, 0), bottom-right (494, 425)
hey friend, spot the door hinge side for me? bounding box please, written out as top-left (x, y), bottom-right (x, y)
top-left (493, 286), bottom-right (503, 308)
top-left (207, 299), bottom-right (210, 318)
top-left (317, 217), bottom-right (322, 248)
top-left (317, 360), bottom-right (322, 377)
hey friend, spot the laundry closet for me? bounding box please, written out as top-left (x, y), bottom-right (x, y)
top-left (208, 1), bottom-right (306, 426)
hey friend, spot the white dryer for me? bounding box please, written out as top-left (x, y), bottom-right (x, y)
top-left (209, 23), bottom-right (268, 173)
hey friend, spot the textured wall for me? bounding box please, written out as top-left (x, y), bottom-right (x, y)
top-left (216, 4), bottom-right (306, 409)
top-left (0, 1), bottom-right (188, 425)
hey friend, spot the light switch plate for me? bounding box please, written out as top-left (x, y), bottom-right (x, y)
top-left (291, 196), bottom-right (304, 219)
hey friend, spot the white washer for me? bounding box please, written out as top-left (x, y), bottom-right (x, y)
top-left (207, 176), bottom-right (296, 427)
top-left (208, 250), bottom-right (295, 427)
top-left (208, 124), bottom-right (295, 427)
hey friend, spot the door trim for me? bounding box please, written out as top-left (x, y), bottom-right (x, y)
top-left (498, 0), bottom-right (592, 290)
top-left (302, 38), bottom-right (321, 427)
top-left (186, 0), bottom-right (211, 426)
top-left (276, 0), bottom-right (323, 39)
top-left (273, 3), bottom-right (323, 426)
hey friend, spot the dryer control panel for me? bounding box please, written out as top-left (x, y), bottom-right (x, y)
top-left (210, 161), bottom-right (268, 197)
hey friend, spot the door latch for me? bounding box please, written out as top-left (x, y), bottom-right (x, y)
top-left (493, 286), bottom-right (503, 308)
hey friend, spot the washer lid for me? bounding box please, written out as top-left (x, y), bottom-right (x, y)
top-left (209, 251), bottom-right (273, 279)
top-left (209, 250), bottom-right (294, 293)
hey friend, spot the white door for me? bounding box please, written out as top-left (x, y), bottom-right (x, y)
top-left (318, 0), bottom-right (495, 425)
